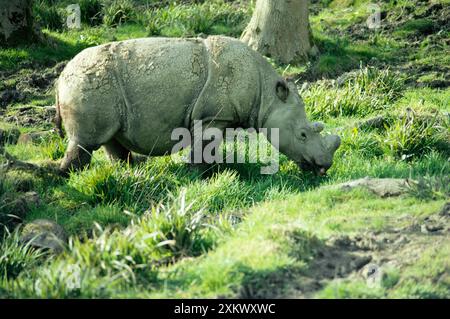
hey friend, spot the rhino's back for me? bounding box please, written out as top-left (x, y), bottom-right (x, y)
top-left (117, 38), bottom-right (210, 154)
top-left (114, 37), bottom-right (209, 123)
top-left (59, 37), bottom-right (209, 154)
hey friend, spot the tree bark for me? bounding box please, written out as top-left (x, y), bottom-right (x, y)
top-left (241, 0), bottom-right (313, 64)
top-left (0, 0), bottom-right (39, 46)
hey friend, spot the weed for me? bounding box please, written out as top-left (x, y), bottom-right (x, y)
top-left (34, 1), bottom-right (65, 31)
top-left (302, 66), bottom-right (405, 119)
top-left (0, 230), bottom-right (47, 280)
top-left (68, 160), bottom-right (181, 211)
top-left (79, 0), bottom-right (104, 26)
top-left (103, 0), bottom-right (137, 27)
top-left (379, 108), bottom-right (449, 159)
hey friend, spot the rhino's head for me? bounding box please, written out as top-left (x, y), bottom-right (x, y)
top-left (264, 80), bottom-right (341, 176)
top-left (293, 122), bottom-right (341, 175)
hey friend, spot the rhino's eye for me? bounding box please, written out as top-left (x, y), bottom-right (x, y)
top-left (300, 132), bottom-right (307, 141)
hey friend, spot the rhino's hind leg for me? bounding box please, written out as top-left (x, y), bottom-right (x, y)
top-left (60, 140), bottom-right (99, 175)
top-left (104, 138), bottom-right (133, 164)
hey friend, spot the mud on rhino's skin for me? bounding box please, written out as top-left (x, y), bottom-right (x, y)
top-left (56, 36), bottom-right (341, 174)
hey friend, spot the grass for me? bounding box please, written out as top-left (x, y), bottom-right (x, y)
top-left (301, 66), bottom-right (405, 118)
top-left (0, 230), bottom-right (48, 280)
top-left (0, 0), bottom-right (449, 299)
top-left (148, 192), bottom-right (447, 299)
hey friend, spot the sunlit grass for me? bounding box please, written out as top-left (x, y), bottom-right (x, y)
top-left (0, 0), bottom-right (449, 299)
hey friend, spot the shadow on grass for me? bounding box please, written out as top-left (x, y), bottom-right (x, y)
top-left (148, 228), bottom-right (373, 298)
top-left (302, 33), bottom-right (403, 80)
top-left (0, 32), bottom-right (90, 73)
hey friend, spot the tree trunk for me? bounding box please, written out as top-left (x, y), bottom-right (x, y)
top-left (241, 0), bottom-right (314, 64)
top-left (0, 0), bottom-right (39, 46)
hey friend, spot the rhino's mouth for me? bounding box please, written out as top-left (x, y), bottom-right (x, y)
top-left (298, 160), bottom-right (329, 176)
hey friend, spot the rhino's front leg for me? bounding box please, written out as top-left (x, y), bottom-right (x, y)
top-left (188, 121), bottom-right (226, 175)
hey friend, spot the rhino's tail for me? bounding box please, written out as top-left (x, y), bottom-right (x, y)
top-left (54, 80), bottom-right (65, 138)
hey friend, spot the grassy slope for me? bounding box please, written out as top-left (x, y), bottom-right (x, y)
top-left (1, 0), bottom-right (449, 298)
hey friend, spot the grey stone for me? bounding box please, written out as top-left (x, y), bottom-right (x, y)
top-left (21, 219), bottom-right (68, 253)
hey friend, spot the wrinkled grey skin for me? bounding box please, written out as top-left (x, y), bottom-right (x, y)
top-left (56, 36), bottom-right (340, 175)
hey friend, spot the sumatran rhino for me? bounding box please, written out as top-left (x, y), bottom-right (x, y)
top-left (55, 36), bottom-right (340, 175)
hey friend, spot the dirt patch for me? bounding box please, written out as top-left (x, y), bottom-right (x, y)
top-left (340, 2), bottom-right (449, 42)
top-left (17, 61), bottom-right (65, 93)
top-left (286, 202), bottom-right (450, 298)
top-left (0, 89), bottom-right (26, 108)
top-left (2, 105), bottom-right (56, 129)
top-left (331, 177), bottom-right (414, 198)
top-left (236, 200), bottom-right (449, 299)
top-left (297, 1), bottom-right (450, 87)
top-left (0, 61), bottom-right (66, 109)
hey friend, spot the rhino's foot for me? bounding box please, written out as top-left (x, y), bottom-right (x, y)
top-left (60, 140), bottom-right (98, 176)
top-left (104, 138), bottom-right (133, 165)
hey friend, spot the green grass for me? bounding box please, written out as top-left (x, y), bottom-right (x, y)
top-left (1, 1), bottom-right (249, 73)
top-left (145, 192), bottom-right (447, 299)
top-left (0, 0), bottom-right (449, 299)
top-left (302, 66), bottom-right (405, 118)
top-left (1, 230), bottom-right (48, 281)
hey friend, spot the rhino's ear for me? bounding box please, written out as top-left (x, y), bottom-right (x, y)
top-left (276, 80), bottom-right (289, 103)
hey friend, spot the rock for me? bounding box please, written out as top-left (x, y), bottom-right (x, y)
top-left (335, 177), bottom-right (412, 197)
top-left (421, 221), bottom-right (444, 234)
top-left (394, 235), bottom-right (409, 245)
top-left (8, 191), bottom-right (41, 220)
top-left (362, 263), bottom-right (383, 288)
top-left (357, 116), bottom-right (388, 131)
top-left (21, 219), bottom-right (68, 253)
top-left (440, 202), bottom-right (450, 217)
top-left (309, 45), bottom-right (320, 58)
top-left (17, 130), bottom-right (55, 145)
top-left (350, 255), bottom-right (372, 270)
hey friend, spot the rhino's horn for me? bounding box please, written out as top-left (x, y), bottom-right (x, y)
top-left (325, 135), bottom-right (341, 153)
top-left (312, 122), bottom-right (325, 133)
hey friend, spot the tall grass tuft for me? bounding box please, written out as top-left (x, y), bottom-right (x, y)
top-left (140, 190), bottom-right (216, 259)
top-left (34, 0), bottom-right (64, 31)
top-left (5, 193), bottom-right (216, 298)
top-left (68, 160), bottom-right (182, 211)
top-left (0, 231), bottom-right (46, 280)
top-left (79, 0), bottom-right (104, 26)
top-left (408, 174), bottom-right (450, 200)
top-left (103, 0), bottom-right (137, 27)
top-left (379, 108), bottom-right (450, 159)
top-left (302, 66), bottom-right (405, 119)
top-left (140, 2), bottom-right (249, 37)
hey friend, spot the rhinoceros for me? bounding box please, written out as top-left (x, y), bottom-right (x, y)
top-left (55, 36), bottom-right (340, 175)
